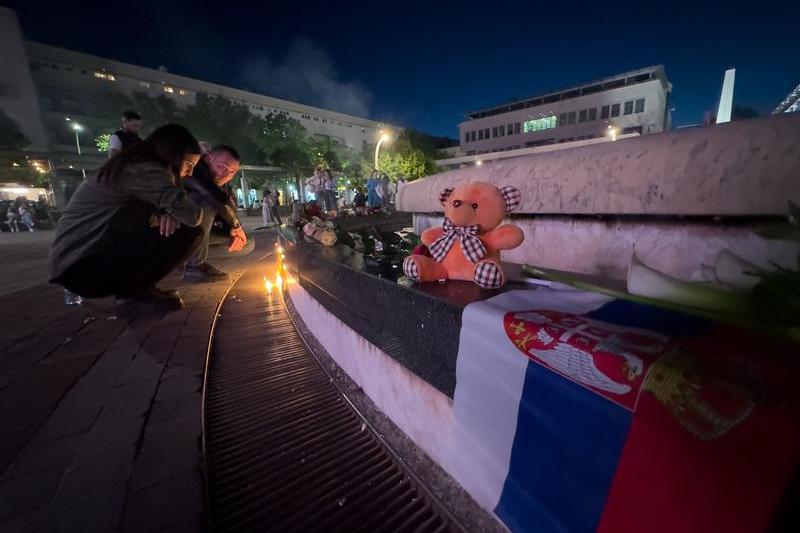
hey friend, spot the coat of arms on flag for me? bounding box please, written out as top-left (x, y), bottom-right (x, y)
top-left (504, 309), bottom-right (670, 410)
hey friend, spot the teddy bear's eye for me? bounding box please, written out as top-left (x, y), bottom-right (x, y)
top-left (471, 203), bottom-right (479, 210)
top-left (452, 200), bottom-right (463, 208)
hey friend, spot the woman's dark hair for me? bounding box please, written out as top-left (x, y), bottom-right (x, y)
top-left (97, 124), bottom-right (201, 185)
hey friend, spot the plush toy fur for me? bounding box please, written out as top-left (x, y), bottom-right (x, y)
top-left (403, 181), bottom-right (524, 288)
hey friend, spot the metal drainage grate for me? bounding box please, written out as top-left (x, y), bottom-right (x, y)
top-left (203, 267), bottom-right (464, 533)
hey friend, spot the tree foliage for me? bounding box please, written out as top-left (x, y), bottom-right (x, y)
top-left (180, 94), bottom-right (265, 163)
top-left (95, 133), bottom-right (111, 153)
top-left (0, 110), bottom-right (30, 150)
top-left (374, 130), bottom-right (438, 181)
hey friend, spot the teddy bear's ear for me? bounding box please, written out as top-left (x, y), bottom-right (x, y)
top-left (500, 186), bottom-right (521, 213)
top-left (439, 187), bottom-right (454, 205)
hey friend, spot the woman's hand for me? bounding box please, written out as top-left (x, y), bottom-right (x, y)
top-left (159, 215), bottom-right (180, 237)
top-left (229, 227), bottom-right (247, 252)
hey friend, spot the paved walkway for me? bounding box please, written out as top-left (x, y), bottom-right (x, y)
top-left (0, 230), bottom-right (276, 533)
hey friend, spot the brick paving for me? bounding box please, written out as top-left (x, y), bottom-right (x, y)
top-left (0, 230), bottom-right (274, 533)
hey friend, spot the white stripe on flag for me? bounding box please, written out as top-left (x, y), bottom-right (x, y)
top-left (447, 287), bottom-right (613, 511)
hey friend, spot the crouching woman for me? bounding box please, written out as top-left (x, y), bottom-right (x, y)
top-left (50, 124), bottom-right (205, 309)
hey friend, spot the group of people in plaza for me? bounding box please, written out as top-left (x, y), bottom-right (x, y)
top-left (50, 110), bottom-right (248, 310)
top-left (49, 108), bottom-right (411, 311)
top-left (4, 201), bottom-right (38, 232)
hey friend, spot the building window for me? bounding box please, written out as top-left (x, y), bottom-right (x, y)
top-left (588, 108), bottom-right (597, 121)
top-left (523, 115), bottom-right (557, 133)
top-left (611, 103), bottom-right (620, 117)
top-left (568, 111), bottom-right (576, 125)
top-left (579, 109), bottom-right (587, 123)
top-left (471, 131), bottom-right (476, 142)
top-left (635, 98), bottom-right (645, 113)
top-left (464, 132), bottom-right (470, 144)
top-left (492, 126), bottom-right (498, 138)
top-left (601, 105), bottom-right (610, 119)
top-left (499, 125), bottom-right (505, 136)
top-left (624, 101), bottom-right (634, 115)
top-left (139, 81), bottom-right (151, 88)
top-left (558, 113), bottom-right (568, 126)
top-left (478, 130), bottom-right (484, 140)
top-left (514, 122), bottom-right (521, 134)
top-left (164, 86), bottom-right (174, 93)
top-left (93, 71), bottom-right (115, 81)
top-left (507, 123), bottom-right (513, 135)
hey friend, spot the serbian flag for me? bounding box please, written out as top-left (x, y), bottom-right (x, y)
top-left (450, 287), bottom-right (800, 533)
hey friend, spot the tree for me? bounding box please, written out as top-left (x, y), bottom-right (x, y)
top-left (0, 110), bottom-right (30, 150)
top-left (95, 133), bottom-right (111, 153)
top-left (374, 131), bottom-right (438, 181)
top-left (731, 106), bottom-right (760, 121)
top-left (257, 113), bottom-right (314, 192)
top-left (180, 93), bottom-right (265, 163)
top-left (130, 91), bottom-right (180, 134)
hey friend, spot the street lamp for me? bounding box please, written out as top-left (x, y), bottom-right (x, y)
top-left (71, 123), bottom-right (87, 178)
top-left (374, 131), bottom-right (390, 170)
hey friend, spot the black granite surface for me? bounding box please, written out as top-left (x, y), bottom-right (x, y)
top-left (281, 225), bottom-right (528, 398)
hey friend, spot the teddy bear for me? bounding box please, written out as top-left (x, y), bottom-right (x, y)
top-left (402, 182), bottom-right (524, 289)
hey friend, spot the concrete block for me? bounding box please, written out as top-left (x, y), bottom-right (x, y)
top-left (399, 114), bottom-right (800, 216)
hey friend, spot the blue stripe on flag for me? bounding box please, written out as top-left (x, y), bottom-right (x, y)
top-left (586, 299), bottom-right (710, 337)
top-left (495, 360), bottom-right (632, 533)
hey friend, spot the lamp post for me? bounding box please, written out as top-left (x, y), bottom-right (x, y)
top-left (72, 123), bottom-right (87, 178)
top-left (374, 131), bottom-right (390, 170)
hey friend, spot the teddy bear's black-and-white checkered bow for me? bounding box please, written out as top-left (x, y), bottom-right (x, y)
top-left (429, 218), bottom-right (487, 263)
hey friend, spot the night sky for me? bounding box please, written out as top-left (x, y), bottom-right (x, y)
top-left (7, 0), bottom-right (799, 137)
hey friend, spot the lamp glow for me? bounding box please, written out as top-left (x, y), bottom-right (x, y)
top-left (374, 130), bottom-right (391, 169)
top-left (264, 276), bottom-right (273, 295)
top-left (276, 273), bottom-right (284, 291)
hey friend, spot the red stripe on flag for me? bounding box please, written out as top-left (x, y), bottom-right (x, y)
top-left (598, 326), bottom-right (800, 533)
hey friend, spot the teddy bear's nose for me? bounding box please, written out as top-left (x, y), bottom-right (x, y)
top-left (452, 200), bottom-right (463, 208)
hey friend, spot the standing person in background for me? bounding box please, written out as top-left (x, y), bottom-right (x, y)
top-left (322, 170), bottom-right (336, 212)
top-left (50, 124), bottom-right (204, 309)
top-left (182, 145), bottom-right (247, 282)
top-left (271, 189), bottom-right (283, 226)
top-left (108, 111), bottom-right (143, 158)
top-left (353, 188), bottom-right (367, 215)
top-left (18, 203), bottom-right (35, 231)
top-left (366, 170), bottom-right (381, 210)
top-left (262, 190), bottom-right (272, 226)
top-left (305, 166), bottom-right (325, 206)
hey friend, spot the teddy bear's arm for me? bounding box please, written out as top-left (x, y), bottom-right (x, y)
top-left (421, 227), bottom-right (444, 246)
top-left (482, 224), bottom-right (524, 250)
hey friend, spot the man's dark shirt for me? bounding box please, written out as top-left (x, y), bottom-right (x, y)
top-left (184, 160), bottom-right (242, 230)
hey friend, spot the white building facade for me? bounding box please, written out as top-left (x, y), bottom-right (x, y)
top-left (773, 82), bottom-right (800, 114)
top-left (459, 65), bottom-right (672, 156)
top-left (1, 7), bottom-right (395, 158)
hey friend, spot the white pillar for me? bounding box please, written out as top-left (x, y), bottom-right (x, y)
top-left (716, 68), bottom-right (736, 124)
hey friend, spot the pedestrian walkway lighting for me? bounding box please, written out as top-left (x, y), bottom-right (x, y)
top-left (70, 123), bottom-right (87, 178)
top-left (607, 125), bottom-right (618, 141)
top-left (375, 131), bottom-right (391, 169)
top-left (276, 273), bottom-right (284, 291)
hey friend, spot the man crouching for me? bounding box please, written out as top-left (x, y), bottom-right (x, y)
top-left (182, 144), bottom-right (249, 282)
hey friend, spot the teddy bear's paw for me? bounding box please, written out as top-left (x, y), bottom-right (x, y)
top-left (403, 256), bottom-right (420, 280)
top-left (474, 261), bottom-right (504, 289)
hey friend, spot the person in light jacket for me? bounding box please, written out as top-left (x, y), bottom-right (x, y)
top-left (50, 124), bottom-right (205, 309)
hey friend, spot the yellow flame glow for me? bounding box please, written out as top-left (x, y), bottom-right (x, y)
top-left (263, 276), bottom-right (273, 295)
top-left (276, 273), bottom-right (284, 290)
